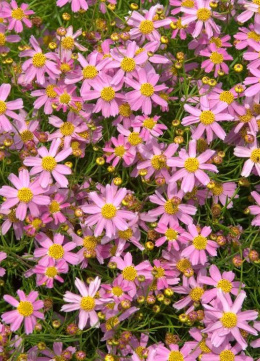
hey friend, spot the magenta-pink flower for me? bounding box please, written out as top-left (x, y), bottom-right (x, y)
top-left (0, 252), bottom-right (7, 277)
top-left (2, 290), bottom-right (44, 334)
top-left (203, 290), bottom-right (258, 349)
top-left (33, 259), bottom-right (68, 288)
top-left (0, 169), bottom-right (50, 221)
top-left (234, 138), bottom-right (260, 177)
top-left (200, 43), bottom-right (233, 77)
top-left (155, 341), bottom-right (200, 361)
top-left (56, 0), bottom-right (88, 12)
top-left (0, 1), bottom-right (34, 33)
top-left (248, 191), bottom-right (260, 226)
top-left (0, 83), bottom-right (23, 132)
top-left (61, 277), bottom-right (108, 329)
top-left (23, 138), bottom-right (72, 188)
top-left (167, 140), bottom-right (217, 192)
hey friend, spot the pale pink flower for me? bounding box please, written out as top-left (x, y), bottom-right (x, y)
top-left (33, 259), bottom-right (68, 288)
top-left (234, 138), bottom-right (260, 177)
top-left (56, 0), bottom-right (89, 12)
top-left (0, 83), bottom-right (23, 132)
top-left (200, 43), bottom-right (233, 77)
top-left (0, 1), bottom-right (34, 33)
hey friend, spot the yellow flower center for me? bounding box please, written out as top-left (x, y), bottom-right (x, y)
top-left (45, 266), bottom-right (58, 278)
top-left (193, 235), bottom-right (207, 250)
top-left (239, 110), bottom-right (252, 123)
top-left (0, 33), bottom-right (6, 46)
top-left (48, 244), bottom-right (64, 260)
top-left (212, 182), bottom-right (223, 196)
top-left (122, 266), bottom-right (137, 281)
top-left (221, 312), bottom-right (237, 328)
top-left (176, 258), bottom-right (191, 272)
top-left (32, 53), bottom-right (46, 68)
top-left (210, 51), bottom-right (224, 64)
top-left (60, 63), bottom-right (71, 73)
top-left (17, 301), bottom-right (33, 317)
top-left (101, 203), bottom-right (117, 219)
top-left (250, 148), bottom-right (260, 163)
top-left (101, 86), bottom-right (115, 102)
top-left (119, 103), bottom-right (132, 117)
top-left (83, 236), bottom-right (97, 250)
top-left (61, 36), bottom-right (74, 50)
top-left (20, 130), bottom-right (33, 143)
top-left (219, 91), bottom-right (234, 104)
top-left (165, 228), bottom-right (178, 241)
top-left (151, 155), bottom-right (167, 170)
top-left (168, 351), bottom-right (184, 361)
top-left (118, 228), bottom-right (133, 240)
top-left (78, 130), bottom-right (89, 139)
top-left (8, 209), bottom-right (18, 223)
top-left (140, 83), bottom-right (154, 97)
top-left (135, 48), bottom-right (144, 55)
top-left (59, 92), bottom-right (71, 104)
top-left (159, 92), bottom-right (169, 101)
top-left (253, 0), bottom-right (260, 4)
top-left (189, 287), bottom-right (204, 301)
top-left (82, 65), bottom-right (98, 79)
top-left (11, 8), bottom-right (25, 20)
top-left (182, 0), bottom-right (194, 7)
top-left (219, 350), bottom-right (235, 361)
top-left (60, 122), bottom-right (75, 136)
top-left (45, 84), bottom-right (57, 98)
top-left (121, 57), bottom-right (136, 72)
top-left (112, 286), bottom-right (123, 296)
top-left (80, 296), bottom-right (95, 311)
top-left (0, 101), bottom-right (7, 115)
top-left (184, 157), bottom-right (199, 172)
top-left (143, 117), bottom-right (156, 129)
top-left (135, 346), bottom-right (145, 359)
top-left (114, 145), bottom-right (125, 157)
top-left (199, 110), bottom-right (215, 125)
top-left (197, 8), bottom-right (211, 21)
top-left (139, 20), bottom-right (154, 34)
top-left (248, 31), bottom-right (260, 41)
top-left (217, 279), bottom-right (232, 293)
top-left (164, 200), bottom-right (179, 215)
top-left (105, 316), bottom-right (119, 330)
top-left (49, 200), bottom-right (60, 213)
top-left (199, 340), bottom-right (211, 353)
top-left (31, 218), bottom-right (42, 229)
top-left (17, 188), bottom-right (33, 203)
top-left (153, 266), bottom-right (165, 278)
top-left (210, 37), bottom-right (222, 47)
top-left (128, 132), bottom-right (142, 146)
top-left (42, 156), bottom-right (57, 171)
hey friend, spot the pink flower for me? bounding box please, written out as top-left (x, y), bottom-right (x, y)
top-left (155, 220), bottom-right (187, 251)
top-left (2, 290), bottom-right (44, 334)
top-left (33, 259), bottom-right (68, 288)
top-left (0, 1), bottom-right (34, 33)
top-left (20, 36), bottom-right (60, 85)
top-left (248, 191), bottom-right (260, 226)
top-left (39, 342), bottom-right (76, 361)
top-left (234, 138), bottom-right (260, 177)
top-left (61, 277), bottom-right (108, 329)
top-left (132, 115), bottom-right (167, 141)
top-left (34, 232), bottom-right (78, 266)
top-left (0, 169), bottom-right (50, 221)
top-left (31, 80), bottom-right (58, 115)
top-left (0, 24), bottom-right (20, 53)
top-left (44, 191), bottom-right (70, 225)
top-left (152, 259), bottom-right (179, 290)
top-left (23, 138), bottom-right (72, 188)
top-left (200, 265), bottom-right (242, 303)
top-left (0, 252), bottom-right (7, 277)
top-left (58, 26), bottom-right (87, 53)
top-left (155, 343), bottom-right (200, 361)
top-left (56, 0), bottom-right (89, 12)
top-left (209, 182), bottom-right (238, 208)
top-left (125, 68), bottom-right (168, 115)
top-left (201, 343), bottom-right (253, 361)
top-left (182, 95), bottom-right (234, 143)
top-left (101, 275), bottom-right (132, 304)
top-left (52, 85), bottom-right (82, 112)
top-left (167, 140), bottom-right (217, 192)
top-left (200, 43), bottom-right (233, 77)
top-left (103, 134), bottom-right (135, 167)
top-left (244, 67), bottom-right (260, 97)
top-left (237, 1), bottom-right (260, 27)
top-left (82, 184), bottom-right (136, 238)
top-left (203, 291), bottom-right (258, 349)
top-left (0, 83), bottom-right (23, 132)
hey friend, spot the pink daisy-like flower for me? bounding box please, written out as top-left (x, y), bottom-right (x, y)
top-left (33, 259), bottom-right (68, 288)
top-left (52, 85), bottom-right (82, 112)
top-left (234, 25), bottom-right (260, 50)
top-left (201, 343), bottom-right (253, 361)
top-left (0, 83), bottom-right (23, 132)
top-left (181, 0), bottom-right (220, 38)
top-left (125, 68), bottom-right (168, 115)
top-left (243, 39), bottom-right (260, 69)
top-left (208, 85), bottom-right (244, 117)
top-left (56, 0), bottom-right (89, 12)
top-left (0, 24), bottom-right (20, 53)
top-left (2, 290), bottom-right (44, 334)
top-left (34, 232), bottom-right (78, 266)
top-left (149, 183), bottom-right (197, 226)
top-left (200, 43), bottom-right (233, 77)
top-left (155, 220), bottom-right (187, 251)
top-left (155, 342), bottom-right (200, 361)
top-left (182, 95), bottom-right (234, 143)
top-left (81, 184), bottom-right (136, 238)
top-left (20, 36), bottom-right (60, 85)
top-left (167, 140), bottom-right (217, 192)
top-left (61, 277), bottom-right (108, 329)
top-left (31, 80), bottom-right (58, 115)
top-left (44, 191), bottom-right (70, 225)
top-left (248, 191), bottom-right (260, 226)
top-left (237, 1), bottom-right (260, 27)
top-left (58, 26), bottom-right (87, 53)
top-left (203, 290), bottom-right (258, 349)
top-left (101, 275), bottom-right (132, 304)
top-left (23, 138), bottom-right (72, 188)
top-left (0, 252), bottom-right (7, 277)
top-left (103, 134), bottom-right (135, 167)
top-left (128, 5), bottom-right (171, 43)
top-left (152, 259), bottom-right (179, 290)
top-left (0, 169), bottom-right (50, 221)
top-left (0, 1), bottom-right (34, 33)
top-left (234, 138), bottom-right (260, 177)
top-left (200, 265), bottom-right (242, 303)
top-left (181, 224), bottom-right (218, 265)
top-left (209, 182), bottom-right (237, 208)
top-left (244, 67), bottom-right (260, 97)
top-left (39, 342), bottom-right (76, 361)
top-left (132, 115), bottom-right (167, 141)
